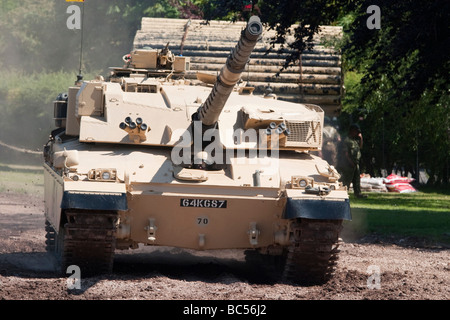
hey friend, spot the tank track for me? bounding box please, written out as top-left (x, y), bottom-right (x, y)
top-left (283, 218), bottom-right (343, 285)
top-left (45, 220), bottom-right (57, 253)
top-left (63, 210), bottom-right (118, 275)
top-left (45, 210), bottom-right (118, 275)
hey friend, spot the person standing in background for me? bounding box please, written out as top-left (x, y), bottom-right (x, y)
top-left (321, 117), bottom-right (341, 168)
top-left (337, 123), bottom-right (367, 198)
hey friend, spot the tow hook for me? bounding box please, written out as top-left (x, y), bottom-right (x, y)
top-left (145, 218), bottom-right (157, 242)
top-left (248, 222), bottom-right (260, 246)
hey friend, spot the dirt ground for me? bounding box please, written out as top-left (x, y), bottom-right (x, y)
top-left (0, 191), bottom-right (448, 302)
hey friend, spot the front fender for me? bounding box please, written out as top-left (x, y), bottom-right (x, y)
top-left (284, 198), bottom-right (351, 220)
top-left (61, 191), bottom-right (128, 211)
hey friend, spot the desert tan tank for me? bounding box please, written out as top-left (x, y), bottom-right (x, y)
top-left (43, 16), bottom-right (350, 284)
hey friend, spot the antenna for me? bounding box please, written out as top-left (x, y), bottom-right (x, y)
top-left (180, 19), bottom-right (191, 56)
top-left (246, 62), bottom-right (251, 86)
top-left (76, 1), bottom-right (85, 84)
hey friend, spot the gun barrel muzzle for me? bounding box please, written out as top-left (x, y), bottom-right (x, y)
top-left (196, 16), bottom-right (263, 127)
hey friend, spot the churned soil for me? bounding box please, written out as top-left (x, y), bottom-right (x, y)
top-left (0, 192), bottom-right (448, 301)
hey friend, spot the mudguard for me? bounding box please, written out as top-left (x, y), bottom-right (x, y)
top-left (284, 198), bottom-right (351, 220)
top-left (61, 191), bottom-right (128, 211)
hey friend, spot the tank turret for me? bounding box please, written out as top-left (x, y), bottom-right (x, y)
top-left (193, 16), bottom-right (263, 127)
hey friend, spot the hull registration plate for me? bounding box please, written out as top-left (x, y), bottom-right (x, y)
top-left (180, 198), bottom-right (227, 208)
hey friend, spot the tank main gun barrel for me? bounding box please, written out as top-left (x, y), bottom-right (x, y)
top-left (194, 16), bottom-right (263, 127)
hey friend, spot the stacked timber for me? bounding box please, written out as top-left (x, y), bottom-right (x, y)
top-left (133, 18), bottom-right (343, 116)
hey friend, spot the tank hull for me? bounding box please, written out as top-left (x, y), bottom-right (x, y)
top-left (44, 143), bottom-right (350, 250)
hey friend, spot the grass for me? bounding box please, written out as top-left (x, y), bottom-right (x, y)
top-left (0, 162), bottom-right (44, 196)
top-left (343, 189), bottom-right (450, 244)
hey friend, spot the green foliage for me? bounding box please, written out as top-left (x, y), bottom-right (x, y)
top-left (0, 163), bottom-right (43, 195)
top-left (341, 0), bottom-right (450, 184)
top-left (0, 0), bottom-right (190, 74)
top-left (0, 0), bottom-right (192, 160)
top-left (202, 0), bottom-right (449, 185)
top-left (0, 0), bottom-right (55, 71)
top-left (0, 71), bottom-right (83, 150)
top-left (0, 0), bottom-right (204, 74)
top-left (344, 0), bottom-right (449, 100)
top-left (345, 190), bottom-right (450, 243)
top-left (0, 0), bottom-right (19, 12)
top-left (342, 71), bottom-right (363, 114)
top-left (143, 1), bottom-right (180, 18)
top-left (142, 0), bottom-right (203, 19)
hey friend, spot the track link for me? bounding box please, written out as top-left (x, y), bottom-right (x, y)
top-left (283, 218), bottom-right (343, 285)
top-left (60, 210), bottom-right (118, 275)
top-left (45, 220), bottom-right (57, 253)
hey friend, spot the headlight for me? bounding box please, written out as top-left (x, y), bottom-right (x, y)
top-left (291, 176), bottom-right (314, 189)
top-left (88, 168), bottom-right (117, 181)
top-left (102, 171), bottom-right (111, 180)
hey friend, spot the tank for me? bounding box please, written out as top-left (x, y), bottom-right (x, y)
top-left (43, 16), bottom-right (351, 284)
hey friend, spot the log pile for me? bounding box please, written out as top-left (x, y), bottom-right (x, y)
top-left (133, 18), bottom-right (343, 116)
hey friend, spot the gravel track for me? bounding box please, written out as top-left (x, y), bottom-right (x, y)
top-left (0, 192), bottom-right (448, 302)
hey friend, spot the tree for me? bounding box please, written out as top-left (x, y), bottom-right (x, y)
top-left (341, 0), bottom-right (449, 185)
top-left (200, 0), bottom-right (450, 185)
top-left (0, 0), bottom-right (195, 159)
